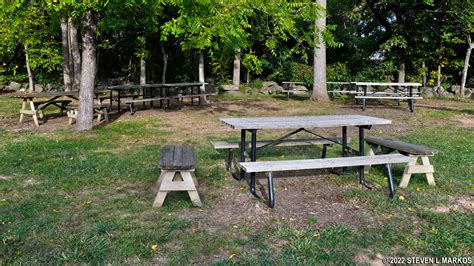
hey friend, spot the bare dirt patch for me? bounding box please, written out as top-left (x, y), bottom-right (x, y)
top-left (430, 196), bottom-right (473, 213)
top-left (178, 173), bottom-right (376, 234)
top-left (452, 115), bottom-right (474, 128)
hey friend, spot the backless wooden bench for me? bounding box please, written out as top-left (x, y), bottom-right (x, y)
top-left (365, 136), bottom-right (438, 188)
top-left (153, 145), bottom-right (202, 207)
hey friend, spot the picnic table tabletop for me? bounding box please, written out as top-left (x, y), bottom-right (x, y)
top-left (8, 90), bottom-right (110, 98)
top-left (352, 82), bottom-right (422, 87)
top-left (107, 82), bottom-right (208, 90)
top-left (220, 115), bottom-right (391, 130)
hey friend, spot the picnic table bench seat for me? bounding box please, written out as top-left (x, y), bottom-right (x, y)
top-left (154, 145), bottom-right (202, 207)
top-left (365, 136), bottom-right (438, 188)
top-left (66, 104), bottom-right (109, 125)
top-left (240, 154), bottom-right (413, 207)
top-left (212, 137), bottom-right (349, 171)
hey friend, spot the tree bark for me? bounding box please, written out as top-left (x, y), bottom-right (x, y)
top-left (422, 61), bottom-right (426, 86)
top-left (437, 64), bottom-right (442, 89)
top-left (24, 45), bottom-right (34, 92)
top-left (311, 0), bottom-right (329, 101)
top-left (140, 57), bottom-right (146, 85)
top-left (233, 49), bottom-right (241, 89)
top-left (76, 9), bottom-right (98, 132)
top-left (460, 36), bottom-right (473, 98)
top-left (61, 17), bottom-right (73, 91)
top-left (160, 42), bottom-right (168, 83)
top-left (68, 17), bottom-right (81, 91)
top-left (198, 52), bottom-right (208, 103)
top-left (398, 50), bottom-right (406, 83)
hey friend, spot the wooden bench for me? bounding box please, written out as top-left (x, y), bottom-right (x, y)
top-left (211, 137), bottom-right (349, 171)
top-left (365, 136), bottom-right (438, 188)
top-left (153, 145), bottom-right (202, 208)
top-left (19, 99), bottom-right (72, 127)
top-left (240, 154), bottom-right (413, 207)
top-left (66, 104), bottom-right (109, 125)
top-left (124, 97), bottom-right (170, 114)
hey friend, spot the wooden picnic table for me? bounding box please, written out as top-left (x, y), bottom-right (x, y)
top-left (107, 82), bottom-right (209, 111)
top-left (220, 115), bottom-right (392, 201)
top-left (281, 81), bottom-right (306, 99)
top-left (353, 82), bottom-right (422, 112)
top-left (9, 90), bottom-right (110, 127)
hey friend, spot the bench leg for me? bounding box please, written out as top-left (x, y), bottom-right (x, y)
top-left (385, 164), bottom-right (395, 198)
top-left (240, 130), bottom-right (246, 181)
top-left (399, 156), bottom-right (417, 188)
top-left (267, 172), bottom-right (275, 208)
top-left (321, 144), bottom-right (328, 158)
top-left (102, 107), bottom-right (109, 122)
top-left (421, 156), bottom-right (436, 186)
top-left (364, 145), bottom-right (377, 173)
top-left (226, 148), bottom-right (234, 171)
top-left (250, 130), bottom-right (257, 196)
top-left (129, 103), bottom-right (135, 115)
top-left (29, 100), bottom-right (40, 127)
top-left (342, 126), bottom-right (347, 174)
top-left (182, 171), bottom-right (202, 207)
top-left (19, 99), bottom-right (27, 123)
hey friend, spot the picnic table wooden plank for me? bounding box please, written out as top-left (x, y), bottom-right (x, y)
top-left (240, 154), bottom-right (413, 173)
top-left (160, 145), bottom-right (196, 170)
top-left (352, 82), bottom-right (422, 87)
top-left (220, 115), bottom-right (391, 130)
top-left (355, 96), bottom-right (423, 100)
top-left (366, 137), bottom-right (437, 156)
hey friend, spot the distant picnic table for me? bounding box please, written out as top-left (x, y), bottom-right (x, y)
top-left (9, 90), bottom-right (110, 127)
top-left (328, 82), bottom-right (422, 112)
top-left (107, 82), bottom-right (214, 113)
top-left (219, 115), bottom-right (412, 207)
top-left (281, 81), bottom-right (305, 100)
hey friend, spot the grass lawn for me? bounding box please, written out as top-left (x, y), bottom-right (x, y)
top-left (0, 94), bottom-right (473, 264)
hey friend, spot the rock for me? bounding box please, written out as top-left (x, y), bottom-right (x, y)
top-left (7, 81), bottom-right (22, 91)
top-left (384, 88), bottom-right (395, 94)
top-left (436, 86), bottom-right (454, 97)
top-left (420, 87), bottom-right (435, 97)
top-left (221, 84), bottom-right (238, 91)
top-left (19, 88), bottom-right (27, 92)
top-left (35, 84), bottom-right (44, 92)
top-left (451, 85), bottom-right (461, 96)
top-left (261, 81), bottom-right (283, 94)
top-left (292, 85), bottom-right (308, 91)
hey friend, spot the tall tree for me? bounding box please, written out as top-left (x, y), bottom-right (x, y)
top-left (76, 9), bottom-right (99, 131)
top-left (311, 0), bottom-right (330, 101)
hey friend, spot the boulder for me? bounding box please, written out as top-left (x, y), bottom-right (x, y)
top-left (420, 87), bottom-right (435, 98)
top-left (436, 86), bottom-right (454, 97)
top-left (221, 84), bottom-right (238, 91)
top-left (7, 81), bottom-right (22, 91)
top-left (261, 81), bottom-right (283, 94)
top-left (35, 84), bottom-right (45, 93)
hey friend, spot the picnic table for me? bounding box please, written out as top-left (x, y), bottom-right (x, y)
top-left (220, 115), bottom-right (400, 206)
top-left (281, 81), bottom-right (305, 100)
top-left (9, 90), bottom-right (110, 127)
top-left (328, 82), bottom-right (422, 112)
top-left (107, 82), bottom-right (211, 112)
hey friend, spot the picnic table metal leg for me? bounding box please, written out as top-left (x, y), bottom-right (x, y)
top-left (118, 91), bottom-right (121, 111)
top-left (358, 126), bottom-right (365, 185)
top-left (250, 129), bottom-right (257, 196)
top-left (267, 172), bottom-right (275, 208)
top-left (408, 87), bottom-right (414, 112)
top-left (385, 164), bottom-right (395, 198)
top-left (342, 126), bottom-right (347, 174)
top-left (239, 129), bottom-right (246, 181)
top-left (108, 91), bottom-right (113, 111)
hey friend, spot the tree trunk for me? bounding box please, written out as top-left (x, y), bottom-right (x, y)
top-left (311, 0), bottom-right (329, 101)
top-left (140, 57), bottom-right (146, 85)
top-left (246, 68), bottom-right (250, 84)
top-left (24, 45), bottom-right (34, 92)
top-left (160, 42), bottom-right (168, 83)
top-left (76, 9), bottom-right (98, 132)
top-left (198, 52), bottom-right (208, 103)
top-left (460, 36), bottom-right (473, 98)
top-left (398, 50), bottom-right (406, 83)
top-left (437, 64), bottom-right (442, 89)
top-left (61, 17), bottom-right (73, 91)
top-left (68, 17), bottom-right (81, 91)
top-left (233, 49), bottom-right (241, 89)
top-left (422, 61), bottom-right (426, 86)
top-left (127, 56), bottom-right (133, 83)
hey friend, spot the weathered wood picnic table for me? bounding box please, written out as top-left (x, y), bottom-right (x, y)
top-left (9, 90), bottom-right (110, 127)
top-left (107, 82), bottom-right (212, 112)
top-left (281, 81), bottom-right (306, 100)
top-left (219, 115), bottom-right (409, 207)
top-left (354, 82), bottom-right (422, 112)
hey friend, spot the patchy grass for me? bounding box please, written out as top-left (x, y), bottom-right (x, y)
top-left (0, 95), bottom-right (472, 264)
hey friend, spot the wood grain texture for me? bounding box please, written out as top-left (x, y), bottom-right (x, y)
top-left (160, 145), bottom-right (196, 170)
top-left (220, 115), bottom-right (391, 130)
top-left (211, 137), bottom-right (349, 150)
top-left (240, 154), bottom-right (413, 173)
top-left (365, 136), bottom-right (437, 155)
